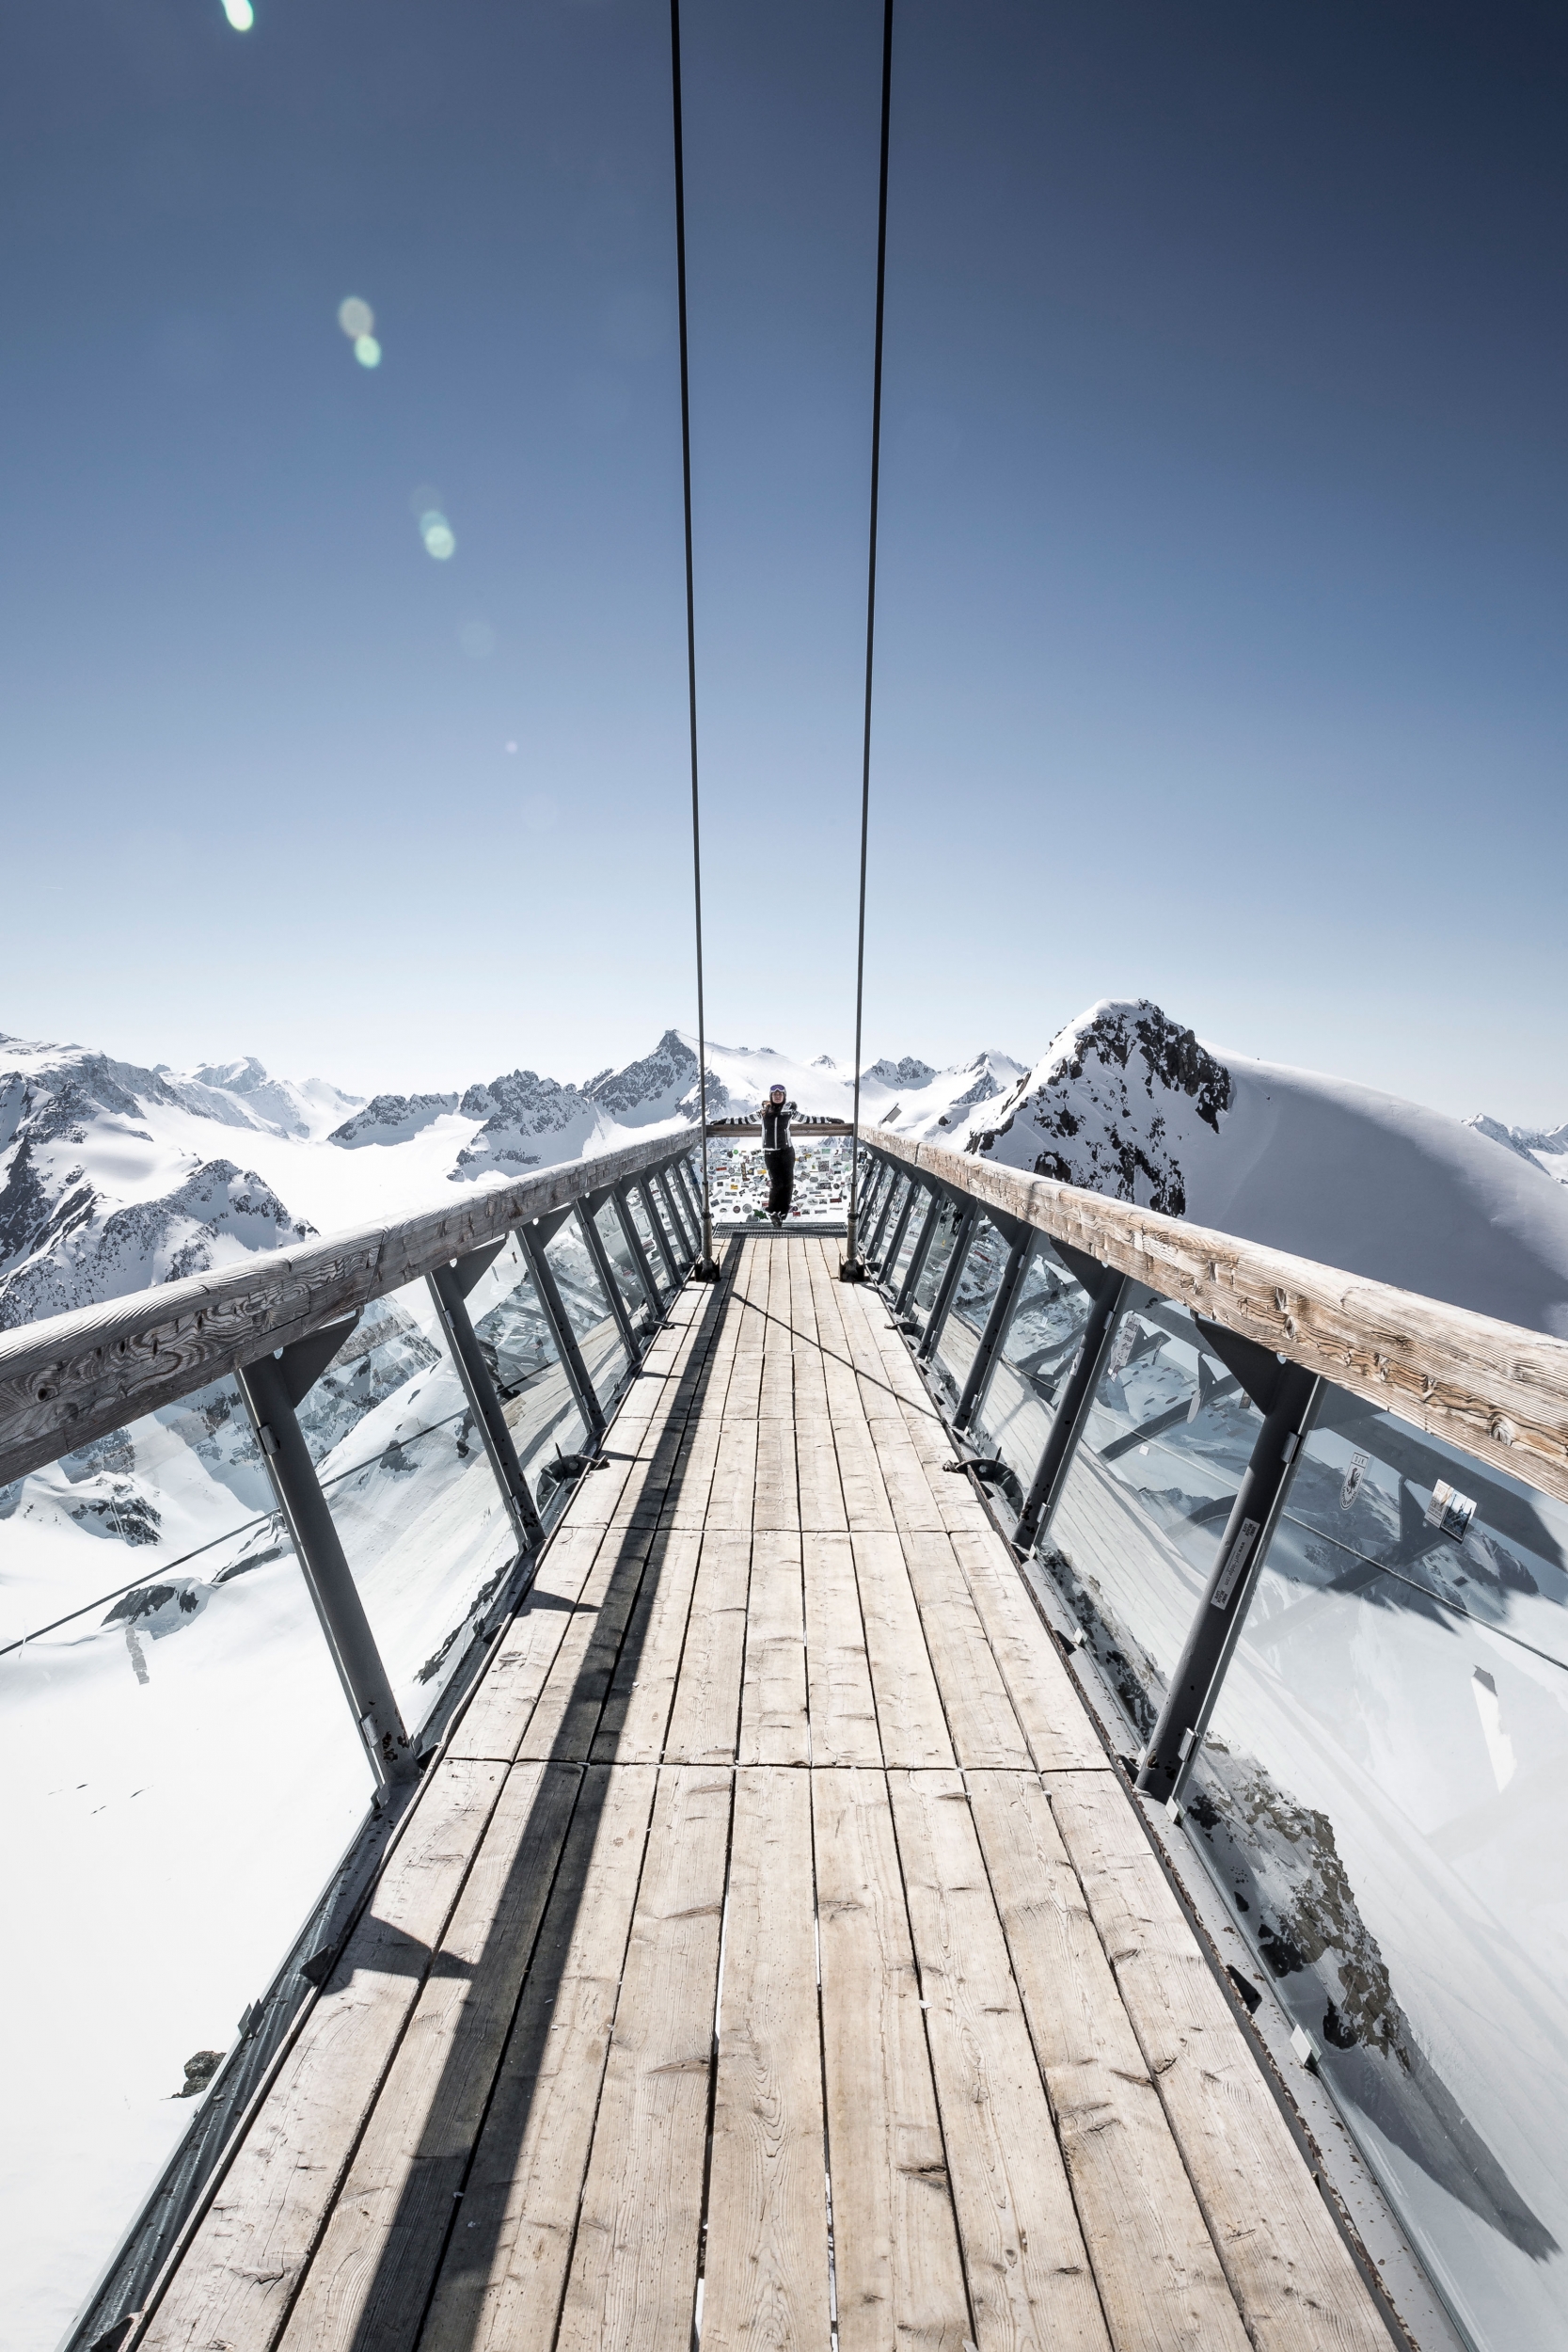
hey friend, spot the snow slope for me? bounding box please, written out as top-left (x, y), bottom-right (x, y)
top-left (970, 999), bottom-right (1568, 1340)
top-left (0, 1030), bottom-right (1019, 1327)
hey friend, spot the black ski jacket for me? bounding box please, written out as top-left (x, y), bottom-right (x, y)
top-left (760, 1099), bottom-right (798, 1152)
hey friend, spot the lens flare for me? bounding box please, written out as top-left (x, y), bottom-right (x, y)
top-left (420, 513), bottom-right (456, 561)
top-left (222, 0), bottom-right (255, 26)
top-left (354, 335), bottom-right (381, 369)
top-left (338, 296), bottom-right (374, 340)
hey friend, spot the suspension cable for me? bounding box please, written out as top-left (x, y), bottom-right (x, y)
top-left (670, 0), bottom-right (718, 1275)
top-left (844, 0), bottom-right (895, 1278)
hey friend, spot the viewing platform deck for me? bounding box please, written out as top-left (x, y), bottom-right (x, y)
top-left (141, 1236), bottom-right (1388, 2352)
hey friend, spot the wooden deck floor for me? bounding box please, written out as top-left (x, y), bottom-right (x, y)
top-left (143, 1239), bottom-right (1390, 2352)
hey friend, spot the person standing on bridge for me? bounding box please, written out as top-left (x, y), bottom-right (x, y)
top-left (760, 1085), bottom-right (798, 1227)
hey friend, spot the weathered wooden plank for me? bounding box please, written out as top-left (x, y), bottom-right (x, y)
top-left (752, 1413), bottom-right (800, 1531)
top-left (554, 1765), bottom-right (733, 2352)
top-left (865, 1127), bottom-right (1568, 1506)
top-left (801, 1531), bottom-right (882, 1766)
top-left (706, 1418), bottom-right (760, 1533)
top-left (812, 1766), bottom-right (970, 2352)
top-left (0, 1126), bottom-right (703, 1486)
top-left (418, 1763), bottom-right (659, 2352)
top-left (896, 1530), bottom-right (1034, 1769)
top-left (967, 1769), bottom-right (1253, 2350)
top-left (851, 1533), bottom-right (956, 1770)
top-left (1046, 1771), bottom-right (1390, 2350)
top-left (663, 1533), bottom-right (752, 1765)
top-left (888, 1768), bottom-right (1113, 2352)
top-left (515, 1523), bottom-right (659, 1763)
top-left (738, 1530), bottom-right (809, 1766)
top-left (590, 1529), bottom-right (705, 1763)
top-left (948, 1529), bottom-right (1108, 1774)
top-left (276, 1760), bottom-right (583, 2352)
top-left (803, 1248), bottom-right (898, 1533)
top-left (448, 1523), bottom-right (611, 1763)
top-left (701, 1767), bottom-right (832, 2348)
top-left (142, 1758), bottom-right (512, 2352)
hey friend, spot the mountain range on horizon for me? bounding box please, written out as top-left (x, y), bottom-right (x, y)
top-left (4, 1007), bottom-right (1568, 1337)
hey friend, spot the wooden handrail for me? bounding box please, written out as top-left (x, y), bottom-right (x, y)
top-left (0, 1127), bottom-right (701, 1488)
top-left (863, 1127), bottom-right (1568, 1510)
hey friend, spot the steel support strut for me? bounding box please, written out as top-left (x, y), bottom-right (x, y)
top-left (641, 1173), bottom-right (686, 1289)
top-left (895, 1184), bottom-right (943, 1316)
top-left (916, 1203), bottom-right (978, 1361)
top-left (1137, 1361), bottom-right (1322, 1808)
top-left (520, 1220), bottom-right (607, 1443)
top-left (238, 1344), bottom-right (417, 1788)
top-left (427, 1258), bottom-right (546, 1549)
top-left (879, 1178), bottom-right (921, 1293)
top-left (575, 1200), bottom-right (642, 1359)
top-left (673, 1153), bottom-right (721, 1278)
top-left (656, 1163), bottom-right (696, 1263)
top-left (648, 1167), bottom-right (690, 1279)
top-left (610, 1182), bottom-right (663, 1313)
top-left (952, 1227), bottom-right (1033, 1429)
top-left (865, 1163), bottom-right (902, 1266)
top-left (1011, 1265), bottom-right (1132, 1554)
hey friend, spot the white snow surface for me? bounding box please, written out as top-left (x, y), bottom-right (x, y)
top-left (969, 999), bottom-right (1568, 1340)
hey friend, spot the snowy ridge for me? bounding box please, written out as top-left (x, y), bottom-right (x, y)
top-left (7, 1009), bottom-right (1568, 1340)
top-left (968, 998), bottom-right (1568, 1340)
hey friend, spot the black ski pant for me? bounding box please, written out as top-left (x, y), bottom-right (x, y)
top-left (764, 1147), bottom-right (795, 1216)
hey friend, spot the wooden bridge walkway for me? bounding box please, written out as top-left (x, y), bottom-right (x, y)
top-left (142, 1237), bottom-right (1389, 2352)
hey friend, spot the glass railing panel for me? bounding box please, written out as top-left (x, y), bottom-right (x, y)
top-left (870, 1172), bottom-right (911, 1264)
top-left (304, 1282), bottom-right (519, 1724)
top-left (965, 1238), bottom-right (1084, 1485)
top-left (1, 1391), bottom-right (371, 2346)
top-left (622, 1183), bottom-right (676, 1295)
top-left (1041, 1296), bottom-right (1264, 1739)
top-left (463, 1235), bottom-right (592, 1516)
top-left (544, 1215), bottom-right (632, 1413)
top-left (641, 1177), bottom-right (685, 1279)
top-left (885, 1184), bottom-right (932, 1292)
top-left (1193, 1407), bottom-right (1568, 2351)
top-left (593, 1198), bottom-right (659, 1343)
top-left (910, 1197), bottom-right (964, 1324)
top-left (927, 1215), bottom-right (1007, 1407)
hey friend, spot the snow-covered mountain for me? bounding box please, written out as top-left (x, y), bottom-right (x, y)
top-left (968, 999), bottom-right (1568, 1340)
top-left (7, 1008), bottom-right (1568, 1341)
top-left (1467, 1115), bottom-right (1568, 1190)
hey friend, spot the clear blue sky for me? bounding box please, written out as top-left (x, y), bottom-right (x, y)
top-left (4, 0), bottom-right (1565, 1120)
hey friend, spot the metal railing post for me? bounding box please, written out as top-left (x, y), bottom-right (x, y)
top-left (952, 1226), bottom-right (1034, 1428)
top-left (639, 1174), bottom-right (685, 1291)
top-left (237, 1348), bottom-right (418, 1788)
top-left (1137, 1366), bottom-right (1323, 1809)
top-left (916, 1202), bottom-right (978, 1361)
top-left (575, 1200), bottom-right (642, 1359)
top-left (673, 1154), bottom-right (705, 1241)
top-left (655, 1163), bottom-right (695, 1263)
top-left (1011, 1266), bottom-right (1132, 1555)
top-left (879, 1178), bottom-right (921, 1292)
top-left (895, 1184), bottom-right (943, 1316)
top-left (866, 1163), bottom-right (902, 1266)
top-left (610, 1181), bottom-right (663, 1312)
top-left (519, 1220), bottom-right (607, 1444)
top-left (427, 1258), bottom-right (547, 1549)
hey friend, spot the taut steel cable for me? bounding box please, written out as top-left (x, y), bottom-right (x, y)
top-left (670, 0), bottom-right (719, 1275)
top-left (844, 0), bottom-right (895, 1279)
